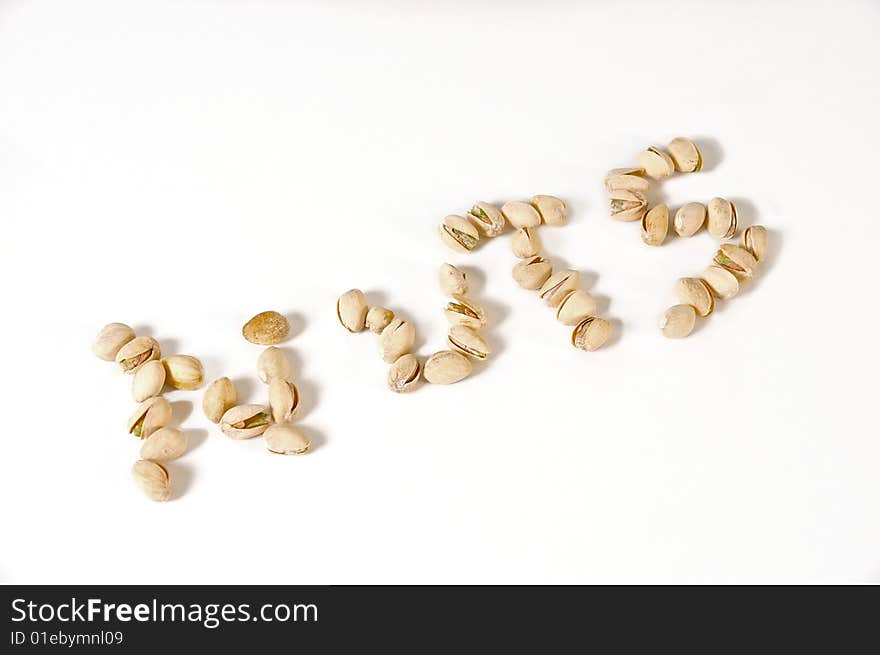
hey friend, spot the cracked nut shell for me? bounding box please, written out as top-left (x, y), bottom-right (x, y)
top-left (140, 427), bottom-right (187, 462)
top-left (440, 215), bottom-right (479, 252)
top-left (131, 359), bottom-right (165, 402)
top-left (511, 227), bottom-right (541, 258)
top-left (707, 197), bottom-right (737, 239)
top-left (388, 354), bottom-right (422, 393)
top-left (265, 423), bottom-right (311, 455)
top-left (674, 202), bottom-right (707, 237)
top-left (115, 336), bottom-right (161, 374)
top-left (571, 317), bottom-right (612, 352)
top-left (530, 195), bottom-right (566, 226)
top-left (337, 289), bottom-right (368, 333)
top-left (539, 269), bottom-right (579, 307)
top-left (444, 295), bottom-right (486, 329)
top-left (556, 289), bottom-right (597, 326)
top-left (132, 460), bottom-right (171, 502)
top-left (610, 189), bottom-right (648, 222)
top-left (423, 350), bottom-right (472, 384)
top-left (660, 304), bottom-right (696, 338)
top-left (641, 204), bottom-right (669, 246)
top-left (448, 324), bottom-right (490, 360)
top-left (380, 317), bottom-right (416, 363)
top-left (700, 265), bottom-right (740, 299)
top-left (467, 202), bottom-right (505, 237)
top-left (501, 201), bottom-right (541, 229)
top-left (220, 404), bottom-right (272, 439)
top-left (675, 278), bottom-right (715, 317)
top-left (638, 146), bottom-right (675, 179)
top-left (667, 137), bottom-right (702, 173)
top-left (257, 347), bottom-right (291, 384)
top-left (512, 256), bottom-right (552, 290)
top-left (128, 396), bottom-right (172, 439)
top-left (741, 225), bottom-right (768, 262)
top-left (203, 377), bottom-right (237, 423)
top-left (92, 323), bottom-right (135, 360)
top-left (438, 263), bottom-right (468, 296)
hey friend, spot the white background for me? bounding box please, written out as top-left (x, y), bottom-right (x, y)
top-left (1, 0), bottom-right (878, 584)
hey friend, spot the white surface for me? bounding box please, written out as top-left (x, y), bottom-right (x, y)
top-left (1, 0), bottom-right (879, 584)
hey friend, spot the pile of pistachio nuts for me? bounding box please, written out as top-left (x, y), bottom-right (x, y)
top-left (91, 323), bottom-right (204, 501)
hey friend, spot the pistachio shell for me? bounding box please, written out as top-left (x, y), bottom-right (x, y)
top-left (530, 195), bottom-right (567, 226)
top-left (674, 202), bottom-right (707, 237)
top-left (511, 227), bottom-right (541, 258)
top-left (605, 167), bottom-right (645, 183)
top-left (675, 278), bottom-right (715, 317)
top-left (269, 378), bottom-right (300, 423)
top-left (467, 202), bottom-right (506, 237)
top-left (512, 256), bottom-right (552, 290)
top-left (660, 304), bottom-right (696, 338)
top-left (220, 404), bottom-right (271, 439)
top-left (423, 350), bottom-right (472, 384)
top-left (638, 146), bottom-right (675, 179)
top-left (92, 323), bottom-right (135, 360)
top-left (202, 377), bottom-right (237, 423)
top-left (439, 215), bottom-right (479, 252)
top-left (132, 460), bottom-right (171, 502)
top-left (265, 423), bottom-right (311, 455)
top-left (501, 201), bottom-right (541, 229)
top-left (387, 354), bottom-right (422, 393)
top-left (380, 317), bottom-right (416, 363)
top-left (700, 265), bottom-right (740, 300)
top-left (714, 244), bottom-right (757, 279)
top-left (539, 269), bottom-right (579, 307)
top-left (438, 263), bottom-right (468, 296)
top-left (556, 289), bottom-right (597, 326)
top-left (365, 306), bottom-right (395, 334)
top-left (641, 204), bottom-right (669, 246)
top-left (257, 347), bottom-right (291, 384)
top-left (447, 324), bottom-right (490, 360)
top-left (337, 289), bottom-right (368, 333)
top-left (741, 225), bottom-right (768, 262)
top-left (571, 317), bottom-right (612, 351)
top-left (115, 336), bottom-right (161, 374)
top-left (604, 174), bottom-right (651, 193)
top-left (242, 311), bottom-right (290, 345)
top-left (140, 427), bottom-right (187, 462)
top-left (162, 354), bottom-right (204, 390)
top-left (444, 295), bottom-right (486, 329)
top-left (131, 360), bottom-right (166, 402)
top-left (707, 197), bottom-right (737, 239)
top-left (667, 137), bottom-right (702, 173)
top-left (609, 189), bottom-right (648, 222)
top-left (127, 396), bottom-right (172, 439)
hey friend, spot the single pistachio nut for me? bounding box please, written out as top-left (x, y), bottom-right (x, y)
top-left (337, 289), bottom-right (368, 333)
top-left (365, 306), bottom-right (395, 334)
top-left (512, 256), bottom-right (552, 290)
top-left (140, 427), bottom-right (187, 462)
top-left (707, 197), bottom-right (737, 239)
top-left (257, 346), bottom-right (291, 384)
top-left (539, 269), bottom-right (579, 307)
top-left (220, 404), bottom-right (272, 439)
top-left (638, 146), bottom-right (676, 179)
top-left (265, 423), bottom-right (311, 455)
top-left (511, 227), bottom-right (541, 258)
top-left (115, 336), bottom-right (161, 374)
top-left (660, 304), bottom-right (697, 338)
top-left (423, 350), bottom-right (472, 384)
top-left (714, 243), bottom-right (757, 279)
top-left (127, 396), bottom-right (172, 439)
top-left (132, 460), bottom-right (171, 502)
top-left (641, 204), bottom-right (669, 246)
top-left (571, 317), bottom-right (612, 352)
top-left (162, 354), bottom-right (204, 390)
top-left (674, 202), bottom-right (707, 237)
top-left (530, 195), bottom-right (567, 226)
top-left (202, 377), bottom-right (237, 423)
top-left (439, 215), bottom-right (479, 252)
top-left (92, 323), bottom-right (135, 360)
top-left (604, 173), bottom-right (651, 193)
top-left (605, 167), bottom-right (645, 184)
top-left (741, 225), bottom-right (768, 262)
top-left (131, 360), bottom-right (166, 402)
top-left (242, 310), bottom-right (290, 345)
top-left (387, 354), bottom-right (422, 393)
top-left (700, 265), bottom-right (740, 299)
top-left (438, 263), bottom-right (468, 296)
top-left (269, 378), bottom-right (300, 423)
top-left (444, 295), bottom-right (487, 329)
top-left (448, 324), bottom-right (490, 360)
top-left (380, 317), bottom-right (416, 363)
top-left (556, 289), bottom-right (597, 326)
top-left (467, 202), bottom-right (506, 237)
top-left (675, 278), bottom-right (715, 317)
top-left (609, 189), bottom-right (648, 222)
top-left (501, 201), bottom-right (541, 229)
top-left (667, 137), bottom-right (702, 173)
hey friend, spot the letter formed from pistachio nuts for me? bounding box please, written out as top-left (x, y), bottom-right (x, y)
top-left (609, 189), bottom-right (648, 222)
top-left (714, 244), bottom-right (757, 279)
top-left (220, 404), bottom-right (272, 439)
top-left (741, 225), bottom-right (768, 262)
top-left (556, 289), bottom-right (597, 326)
top-left (257, 346), bottom-right (291, 384)
top-left (269, 378), bottom-right (300, 423)
top-left (530, 195), bottom-right (567, 226)
top-left (660, 304), bottom-right (697, 338)
top-left (265, 423), bottom-right (311, 455)
top-left (674, 202), bottom-right (707, 237)
top-left (638, 146), bottom-right (676, 180)
top-left (700, 265), bottom-right (740, 299)
top-left (92, 322), bottom-right (135, 360)
top-left (501, 201), bottom-right (541, 229)
top-left (706, 197), bottom-right (738, 239)
top-left (202, 377), bottom-right (237, 424)
top-left (448, 324), bottom-right (490, 360)
top-left (140, 427), bottom-right (187, 462)
top-left (128, 396), bottom-right (172, 439)
top-left (539, 269), bottom-right (580, 307)
top-left (444, 295), bottom-right (487, 329)
top-left (512, 257), bottom-right (552, 290)
top-left (467, 202), bottom-right (506, 237)
top-left (380, 317), bottom-right (416, 363)
top-left (667, 137), bottom-right (703, 173)
top-left (132, 460), bottom-right (171, 502)
top-left (162, 355), bottom-right (204, 390)
top-left (337, 289), bottom-right (368, 333)
top-left (115, 336), bottom-right (161, 374)
top-left (675, 278), bottom-right (715, 317)
top-left (438, 263), bottom-right (468, 296)
top-left (439, 215), bottom-right (479, 253)
top-left (387, 354), bottom-right (422, 393)
top-left (365, 307), bottom-right (395, 334)
top-left (242, 311), bottom-right (290, 345)
top-left (571, 317), bottom-right (612, 352)
top-left (641, 204), bottom-right (669, 246)
top-left (131, 359), bottom-right (166, 403)
top-left (423, 350), bottom-right (472, 385)
top-left (511, 227), bottom-right (541, 258)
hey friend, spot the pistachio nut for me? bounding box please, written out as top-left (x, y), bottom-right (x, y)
top-left (641, 204), bottom-right (669, 246)
top-left (140, 427), bottom-right (187, 462)
top-left (438, 263), bottom-right (468, 296)
top-left (115, 336), bottom-right (161, 374)
top-left (387, 354), bottom-right (422, 393)
top-left (448, 324), bottom-right (490, 360)
top-left (162, 354), bottom-right (204, 390)
top-left (269, 378), bottom-right (300, 423)
top-left (571, 317), bottom-right (612, 352)
top-left (675, 278), bottom-right (715, 317)
top-left (444, 295), bottom-right (486, 329)
top-left (605, 167), bottom-right (645, 184)
top-left (220, 404), bottom-right (272, 439)
top-left (741, 225), bottom-right (768, 262)
top-left (700, 265), bottom-right (740, 300)
top-left (511, 227), bottom-right (541, 258)
top-left (92, 322), bottom-right (135, 360)
top-left (530, 195), bottom-right (567, 226)
top-left (202, 377), bottom-right (237, 423)
top-left (467, 201), bottom-right (505, 237)
top-left (423, 350), bottom-right (472, 384)
top-left (242, 310), bottom-right (290, 345)
top-left (714, 243), bottom-right (757, 279)
top-left (556, 289), bottom-right (597, 326)
top-left (609, 189), bottom-right (648, 222)
top-left (660, 304), bottom-right (696, 338)
top-left (674, 202), bottom-right (707, 237)
top-left (131, 360), bottom-right (166, 403)
top-left (365, 306), bottom-right (395, 334)
top-left (667, 137), bottom-right (702, 173)
top-left (501, 200), bottom-right (541, 229)
top-left (257, 346), bottom-right (291, 384)
top-left (265, 423), bottom-right (311, 455)
top-left (132, 460), bottom-right (171, 502)
top-left (706, 197), bottom-right (737, 239)
top-left (380, 317), bottom-right (416, 363)
top-left (512, 256), bottom-right (552, 290)
top-left (539, 269), bottom-right (579, 307)
top-left (337, 289), bottom-right (368, 333)
top-left (604, 174), bottom-right (651, 193)
top-left (638, 146), bottom-right (675, 179)
top-left (127, 396), bottom-right (172, 439)
top-left (440, 214), bottom-right (479, 252)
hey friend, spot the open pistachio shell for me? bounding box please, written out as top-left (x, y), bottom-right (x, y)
top-left (501, 201), bottom-right (541, 229)
top-left (127, 396), bottom-right (172, 439)
top-left (269, 378), bottom-right (300, 423)
top-left (162, 354), bottom-right (204, 390)
top-left (132, 460), bottom-right (171, 502)
top-left (609, 189), bottom-right (647, 222)
top-left (202, 377), bottom-right (237, 423)
top-left (660, 304), bottom-right (696, 338)
top-left (115, 336), bottom-right (161, 374)
top-left (605, 174), bottom-right (651, 193)
top-left (220, 404), bottom-right (272, 439)
top-left (365, 306), bottom-right (395, 334)
top-left (511, 227), bottom-right (541, 258)
top-left (667, 137), bottom-right (702, 173)
top-left (674, 202), bottom-right (707, 237)
top-left (605, 167), bottom-right (645, 183)
top-left (265, 423), bottom-right (311, 455)
top-left (530, 195), bottom-right (567, 226)
top-left (675, 278), bottom-right (715, 317)
top-left (438, 263), bottom-right (468, 296)
top-left (92, 323), bottom-right (135, 360)
top-left (444, 295), bottom-right (486, 329)
top-left (440, 215), bottom-right (479, 252)
top-left (638, 146), bottom-right (675, 179)
top-left (641, 204), bottom-right (669, 246)
top-left (131, 360), bottom-right (166, 402)
top-left (140, 427), bottom-right (187, 462)
top-left (467, 202), bottom-right (505, 237)
top-left (337, 289), bottom-right (368, 333)
top-left (707, 197), bottom-right (737, 239)
top-left (700, 265), bottom-right (739, 299)
top-left (571, 317), bottom-right (612, 351)
top-left (423, 350), bottom-right (472, 384)
top-left (380, 317), bottom-right (416, 363)
top-left (556, 289), bottom-right (597, 326)
top-left (512, 256), bottom-right (552, 290)
top-left (447, 325), bottom-right (490, 360)
top-left (714, 244), bottom-right (757, 278)
top-left (539, 269), bottom-right (579, 307)
top-left (388, 354), bottom-right (422, 393)
top-left (741, 225), bottom-right (768, 262)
